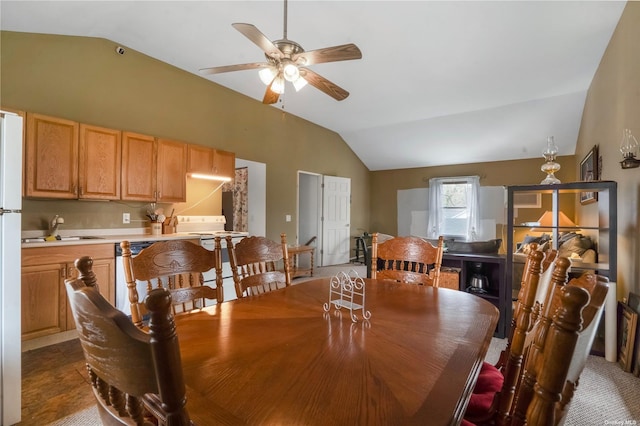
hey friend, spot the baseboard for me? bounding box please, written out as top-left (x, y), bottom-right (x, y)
top-left (22, 330), bottom-right (78, 352)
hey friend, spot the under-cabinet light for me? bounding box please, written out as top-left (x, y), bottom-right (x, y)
top-left (189, 173), bottom-right (232, 182)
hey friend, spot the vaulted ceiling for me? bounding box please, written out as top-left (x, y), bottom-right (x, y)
top-left (1, 1), bottom-right (627, 170)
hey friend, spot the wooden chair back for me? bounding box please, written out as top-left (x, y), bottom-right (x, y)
top-left (467, 248), bottom-right (607, 426)
top-left (466, 251), bottom-right (567, 425)
top-left (121, 238), bottom-right (222, 328)
top-left (370, 233), bottom-right (444, 286)
top-left (510, 284), bottom-right (592, 426)
top-left (65, 256), bottom-right (190, 425)
top-left (227, 233), bottom-right (291, 298)
top-left (511, 272), bottom-right (608, 426)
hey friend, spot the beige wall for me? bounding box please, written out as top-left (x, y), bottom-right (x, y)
top-left (370, 156), bottom-right (576, 235)
top-left (1, 31), bottom-right (370, 243)
top-left (575, 1), bottom-right (640, 299)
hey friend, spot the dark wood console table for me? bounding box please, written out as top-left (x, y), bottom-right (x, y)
top-left (442, 253), bottom-right (508, 338)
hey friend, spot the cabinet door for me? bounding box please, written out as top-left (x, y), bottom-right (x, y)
top-left (25, 113), bottom-right (79, 198)
top-left (213, 149), bottom-right (235, 178)
top-left (21, 263), bottom-right (66, 340)
top-left (79, 124), bottom-right (121, 200)
top-left (121, 131), bottom-right (157, 201)
top-left (187, 144), bottom-right (215, 174)
top-left (157, 138), bottom-right (187, 202)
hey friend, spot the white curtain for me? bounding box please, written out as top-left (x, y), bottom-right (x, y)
top-left (427, 176), bottom-right (481, 241)
top-left (466, 175), bottom-right (480, 241)
top-left (427, 178), bottom-right (443, 239)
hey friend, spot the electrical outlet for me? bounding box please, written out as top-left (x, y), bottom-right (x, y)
top-left (285, 214), bottom-right (292, 222)
top-left (123, 213), bottom-right (130, 224)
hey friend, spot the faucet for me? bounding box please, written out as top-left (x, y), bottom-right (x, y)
top-left (49, 215), bottom-right (64, 237)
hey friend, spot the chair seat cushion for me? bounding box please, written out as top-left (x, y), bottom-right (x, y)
top-left (465, 362), bottom-right (504, 419)
top-left (475, 361), bottom-right (504, 393)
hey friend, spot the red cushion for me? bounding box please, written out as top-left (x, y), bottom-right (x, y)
top-left (464, 362), bottom-right (504, 419)
top-left (460, 419), bottom-right (476, 426)
top-left (475, 362), bottom-right (504, 393)
top-left (466, 390), bottom-right (496, 418)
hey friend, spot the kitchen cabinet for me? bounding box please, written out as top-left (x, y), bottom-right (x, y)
top-left (157, 138), bottom-right (187, 202)
top-left (187, 144), bottom-right (235, 178)
top-left (25, 113), bottom-right (79, 199)
top-left (442, 253), bottom-right (507, 338)
top-left (121, 132), bottom-right (187, 202)
top-left (78, 124), bottom-right (121, 200)
top-left (213, 149), bottom-right (235, 178)
top-left (25, 113), bottom-right (121, 200)
top-left (121, 131), bottom-right (157, 201)
top-left (506, 181), bottom-right (617, 356)
top-left (21, 244), bottom-right (115, 341)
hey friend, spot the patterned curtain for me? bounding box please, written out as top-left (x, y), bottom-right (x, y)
top-left (222, 167), bottom-right (248, 232)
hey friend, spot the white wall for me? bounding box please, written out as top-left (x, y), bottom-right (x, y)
top-left (397, 186), bottom-right (507, 240)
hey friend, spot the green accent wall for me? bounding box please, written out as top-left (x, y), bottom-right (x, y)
top-left (1, 31), bottom-right (370, 243)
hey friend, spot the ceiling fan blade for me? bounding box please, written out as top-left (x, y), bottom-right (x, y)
top-left (232, 23), bottom-right (284, 59)
top-left (299, 68), bottom-right (349, 101)
top-left (262, 80), bottom-right (280, 105)
top-left (199, 62), bottom-right (269, 75)
top-left (293, 43), bottom-right (362, 66)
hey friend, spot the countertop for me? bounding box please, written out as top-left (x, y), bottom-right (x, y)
top-left (21, 228), bottom-right (202, 248)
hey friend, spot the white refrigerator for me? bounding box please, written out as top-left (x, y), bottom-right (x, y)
top-left (0, 110), bottom-right (23, 425)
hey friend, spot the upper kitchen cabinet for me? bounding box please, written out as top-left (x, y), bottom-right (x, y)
top-left (187, 144), bottom-right (235, 178)
top-left (25, 113), bottom-right (79, 199)
top-left (121, 132), bottom-right (187, 202)
top-left (25, 114), bottom-right (121, 200)
top-left (213, 149), bottom-right (235, 178)
top-left (78, 124), bottom-right (121, 200)
top-left (121, 131), bottom-right (157, 202)
top-left (156, 138), bottom-right (187, 203)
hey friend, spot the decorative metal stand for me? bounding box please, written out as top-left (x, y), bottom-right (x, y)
top-left (323, 270), bottom-right (371, 322)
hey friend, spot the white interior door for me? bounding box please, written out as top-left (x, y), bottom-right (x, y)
top-left (321, 176), bottom-right (351, 266)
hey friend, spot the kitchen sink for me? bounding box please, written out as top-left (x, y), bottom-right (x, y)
top-left (22, 236), bottom-right (105, 243)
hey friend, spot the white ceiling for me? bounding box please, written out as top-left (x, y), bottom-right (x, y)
top-left (1, 1), bottom-right (626, 171)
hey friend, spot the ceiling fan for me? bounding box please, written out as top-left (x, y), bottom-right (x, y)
top-left (199, 0), bottom-right (362, 104)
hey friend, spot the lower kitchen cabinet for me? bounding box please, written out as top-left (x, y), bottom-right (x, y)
top-left (21, 244), bottom-right (115, 341)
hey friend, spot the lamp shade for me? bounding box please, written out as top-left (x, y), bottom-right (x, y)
top-left (531, 210), bottom-right (578, 231)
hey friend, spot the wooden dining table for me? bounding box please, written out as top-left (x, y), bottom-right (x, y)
top-left (175, 277), bottom-right (499, 426)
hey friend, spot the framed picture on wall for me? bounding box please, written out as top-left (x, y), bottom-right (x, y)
top-left (580, 145), bottom-right (599, 204)
top-left (618, 301), bottom-right (638, 373)
top-left (627, 292), bottom-right (640, 377)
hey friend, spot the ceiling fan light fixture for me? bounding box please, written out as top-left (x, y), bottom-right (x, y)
top-left (259, 66), bottom-right (277, 85)
top-left (283, 62), bottom-right (300, 82)
top-left (271, 74), bottom-right (285, 94)
top-left (293, 75), bottom-right (308, 91)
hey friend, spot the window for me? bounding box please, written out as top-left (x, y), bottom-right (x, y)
top-left (427, 176), bottom-right (480, 241)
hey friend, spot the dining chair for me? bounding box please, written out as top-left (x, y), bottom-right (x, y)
top-left (461, 283), bottom-right (592, 426)
top-left (65, 256), bottom-right (191, 425)
top-left (511, 272), bottom-right (608, 426)
top-left (464, 249), bottom-right (566, 423)
top-left (226, 233), bottom-right (291, 298)
top-left (370, 233), bottom-right (445, 286)
top-left (465, 261), bottom-right (608, 426)
top-left (121, 238), bottom-right (222, 328)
